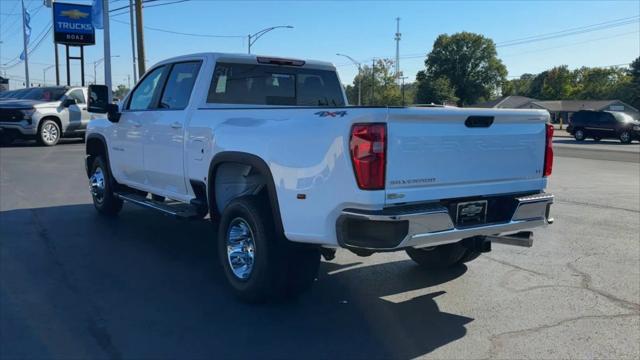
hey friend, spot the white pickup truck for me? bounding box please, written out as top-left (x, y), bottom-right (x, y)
top-left (85, 53), bottom-right (554, 302)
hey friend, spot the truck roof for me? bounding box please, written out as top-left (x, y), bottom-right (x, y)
top-left (152, 52), bottom-right (336, 71)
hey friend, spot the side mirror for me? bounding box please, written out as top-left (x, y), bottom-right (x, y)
top-left (88, 85), bottom-right (120, 123)
top-left (62, 98), bottom-right (77, 107)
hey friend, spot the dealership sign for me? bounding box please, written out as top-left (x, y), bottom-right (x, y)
top-left (53, 2), bottom-right (95, 45)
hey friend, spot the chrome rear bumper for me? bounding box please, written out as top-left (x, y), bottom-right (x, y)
top-left (337, 192), bottom-right (553, 251)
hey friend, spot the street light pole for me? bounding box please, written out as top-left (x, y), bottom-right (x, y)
top-left (93, 55), bottom-right (120, 84)
top-left (336, 53), bottom-right (362, 106)
top-left (43, 65), bottom-right (55, 86)
top-left (247, 25), bottom-right (293, 54)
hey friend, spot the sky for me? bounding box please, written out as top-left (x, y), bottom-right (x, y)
top-left (1, 0), bottom-right (639, 89)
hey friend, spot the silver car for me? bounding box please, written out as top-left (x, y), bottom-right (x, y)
top-left (0, 86), bottom-right (103, 146)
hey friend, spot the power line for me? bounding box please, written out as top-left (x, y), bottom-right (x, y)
top-left (111, 18), bottom-right (244, 38)
top-left (497, 15), bottom-right (639, 46)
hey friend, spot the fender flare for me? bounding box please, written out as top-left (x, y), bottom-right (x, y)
top-left (208, 151), bottom-right (285, 236)
top-left (85, 133), bottom-right (112, 177)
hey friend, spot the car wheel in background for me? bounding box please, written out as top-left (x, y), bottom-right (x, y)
top-left (574, 129), bottom-right (585, 141)
top-left (89, 156), bottom-right (123, 216)
top-left (38, 119), bottom-right (60, 146)
top-left (619, 131), bottom-right (632, 144)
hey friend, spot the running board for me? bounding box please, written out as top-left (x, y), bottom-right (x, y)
top-left (115, 192), bottom-right (200, 219)
top-left (484, 231), bottom-right (533, 247)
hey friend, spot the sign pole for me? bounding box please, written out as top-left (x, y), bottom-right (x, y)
top-left (103, 0), bottom-right (113, 102)
top-left (51, 4), bottom-right (59, 85)
top-left (80, 46), bottom-right (85, 86)
top-left (65, 45), bottom-right (70, 86)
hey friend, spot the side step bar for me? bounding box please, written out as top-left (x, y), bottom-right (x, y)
top-left (115, 192), bottom-right (201, 219)
top-left (484, 231), bottom-right (533, 248)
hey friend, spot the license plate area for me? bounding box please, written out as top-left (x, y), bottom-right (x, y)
top-left (456, 200), bottom-right (488, 226)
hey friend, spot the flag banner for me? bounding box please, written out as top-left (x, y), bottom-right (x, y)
top-left (92, 0), bottom-right (104, 30)
top-left (19, 7), bottom-right (31, 60)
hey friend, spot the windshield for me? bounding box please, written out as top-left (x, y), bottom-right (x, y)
top-left (20, 88), bottom-right (67, 101)
top-left (610, 112), bottom-right (635, 123)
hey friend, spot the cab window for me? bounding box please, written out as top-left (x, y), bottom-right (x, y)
top-left (127, 66), bottom-right (166, 111)
top-left (159, 61), bottom-right (202, 110)
top-left (67, 89), bottom-right (85, 104)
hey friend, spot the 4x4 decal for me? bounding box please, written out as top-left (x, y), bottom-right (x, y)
top-left (314, 111), bottom-right (347, 118)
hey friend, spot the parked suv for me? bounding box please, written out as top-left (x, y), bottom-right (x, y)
top-left (567, 110), bottom-right (640, 144)
top-left (0, 86), bottom-right (99, 146)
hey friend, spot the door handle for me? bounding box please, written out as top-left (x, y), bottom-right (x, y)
top-left (170, 122), bottom-right (183, 129)
top-left (131, 120), bottom-right (142, 128)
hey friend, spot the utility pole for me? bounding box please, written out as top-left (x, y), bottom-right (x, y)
top-left (21, 0), bottom-right (29, 88)
top-left (395, 17), bottom-right (401, 87)
top-left (135, 0), bottom-right (146, 76)
top-left (127, 74), bottom-right (131, 89)
top-left (371, 58), bottom-right (375, 105)
top-left (129, 0), bottom-right (138, 83)
top-left (401, 76), bottom-right (408, 106)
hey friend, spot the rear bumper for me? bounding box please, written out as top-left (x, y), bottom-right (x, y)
top-left (336, 192), bottom-right (553, 251)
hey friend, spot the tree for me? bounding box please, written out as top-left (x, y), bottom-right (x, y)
top-left (624, 56), bottom-right (640, 110)
top-left (414, 70), bottom-right (457, 104)
top-left (502, 73), bottom-right (535, 97)
top-left (113, 84), bottom-right (129, 100)
top-left (422, 32), bottom-right (507, 106)
top-left (345, 58), bottom-right (402, 106)
top-left (573, 66), bottom-right (629, 100)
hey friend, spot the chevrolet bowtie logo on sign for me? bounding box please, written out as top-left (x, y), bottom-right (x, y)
top-left (53, 2), bottom-right (95, 46)
top-left (60, 9), bottom-right (90, 20)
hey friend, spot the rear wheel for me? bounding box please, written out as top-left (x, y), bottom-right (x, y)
top-left (217, 196), bottom-right (320, 303)
top-left (38, 119), bottom-right (60, 146)
top-left (89, 156), bottom-right (123, 216)
top-left (574, 129), bottom-right (585, 141)
top-left (406, 243), bottom-right (467, 269)
top-left (619, 131), bottom-right (632, 144)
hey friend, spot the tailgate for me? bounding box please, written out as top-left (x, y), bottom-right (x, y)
top-left (385, 107), bottom-right (549, 205)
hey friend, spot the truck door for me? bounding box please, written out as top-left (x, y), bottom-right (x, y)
top-left (143, 61), bottom-right (202, 197)
top-left (111, 65), bottom-right (168, 186)
top-left (64, 88), bottom-right (87, 131)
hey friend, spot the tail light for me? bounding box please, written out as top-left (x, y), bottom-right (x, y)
top-left (544, 123), bottom-right (554, 177)
top-left (350, 123), bottom-right (386, 190)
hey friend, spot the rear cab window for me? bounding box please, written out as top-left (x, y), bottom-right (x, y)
top-left (207, 62), bottom-right (345, 107)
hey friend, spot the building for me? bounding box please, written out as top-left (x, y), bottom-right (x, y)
top-left (473, 96), bottom-right (639, 122)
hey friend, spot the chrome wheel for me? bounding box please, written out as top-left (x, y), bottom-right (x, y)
top-left (41, 122), bottom-right (59, 144)
top-left (90, 167), bottom-right (106, 204)
top-left (226, 217), bottom-right (256, 280)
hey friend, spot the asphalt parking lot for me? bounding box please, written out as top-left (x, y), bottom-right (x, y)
top-left (1, 139), bottom-right (639, 359)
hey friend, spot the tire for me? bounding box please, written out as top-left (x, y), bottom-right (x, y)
top-left (406, 242), bottom-right (467, 269)
top-left (217, 196), bottom-right (320, 303)
top-left (457, 249), bottom-right (482, 264)
top-left (619, 131), bottom-right (632, 144)
top-left (38, 119), bottom-right (61, 146)
top-left (89, 156), bottom-right (123, 216)
top-left (574, 129), bottom-right (585, 141)
top-left (593, 137), bottom-right (602, 142)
